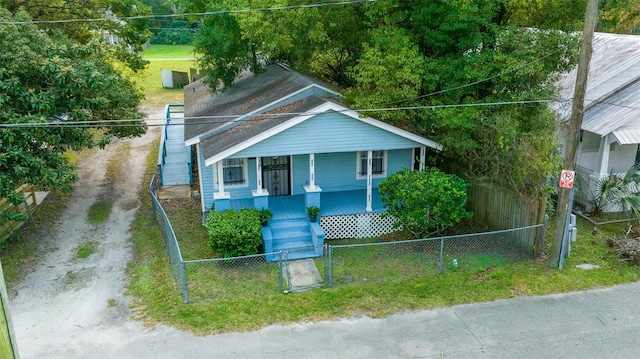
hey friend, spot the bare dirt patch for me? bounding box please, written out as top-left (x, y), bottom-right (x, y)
top-left (9, 106), bottom-right (165, 358)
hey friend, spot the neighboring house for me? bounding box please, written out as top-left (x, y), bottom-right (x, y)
top-left (555, 33), bottom-right (640, 209)
top-left (175, 63), bottom-right (441, 259)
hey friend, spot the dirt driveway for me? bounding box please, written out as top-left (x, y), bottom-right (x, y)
top-left (8, 105), bottom-right (172, 358)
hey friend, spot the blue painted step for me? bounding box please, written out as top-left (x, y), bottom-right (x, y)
top-left (269, 219), bottom-right (318, 257)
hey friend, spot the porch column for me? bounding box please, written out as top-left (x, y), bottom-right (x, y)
top-left (252, 157), bottom-right (269, 209)
top-left (419, 146), bottom-right (426, 171)
top-left (309, 153), bottom-right (318, 190)
top-left (366, 150), bottom-right (373, 212)
top-left (594, 134), bottom-right (611, 177)
top-left (256, 157), bottom-right (264, 193)
top-left (304, 153), bottom-right (322, 208)
top-left (213, 160), bottom-right (230, 211)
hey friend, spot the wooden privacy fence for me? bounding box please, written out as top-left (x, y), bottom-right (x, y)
top-left (0, 185), bottom-right (37, 243)
top-left (467, 179), bottom-right (547, 256)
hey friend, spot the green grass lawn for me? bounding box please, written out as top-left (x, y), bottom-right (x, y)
top-left (4, 44), bottom-right (639, 336)
top-left (142, 45), bottom-right (194, 59)
top-left (133, 45), bottom-right (196, 105)
top-left (128, 141), bottom-right (640, 335)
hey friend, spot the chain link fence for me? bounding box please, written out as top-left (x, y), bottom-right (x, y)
top-left (282, 246), bottom-right (327, 293)
top-left (149, 175), bottom-right (188, 302)
top-left (150, 177), bottom-right (543, 302)
top-left (183, 253), bottom-right (285, 303)
top-left (326, 225), bottom-right (541, 288)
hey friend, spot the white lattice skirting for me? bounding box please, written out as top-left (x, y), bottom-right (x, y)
top-left (320, 213), bottom-right (397, 239)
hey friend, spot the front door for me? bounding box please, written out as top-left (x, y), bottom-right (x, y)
top-left (262, 156), bottom-right (291, 196)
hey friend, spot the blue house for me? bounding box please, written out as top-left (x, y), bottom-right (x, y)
top-left (175, 63), bottom-right (441, 259)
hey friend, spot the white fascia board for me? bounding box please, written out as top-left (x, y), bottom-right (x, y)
top-left (185, 136), bottom-right (200, 146)
top-left (319, 103), bottom-right (443, 151)
top-left (203, 100), bottom-right (442, 166)
top-left (204, 111), bottom-right (319, 166)
top-left (187, 85), bottom-right (341, 147)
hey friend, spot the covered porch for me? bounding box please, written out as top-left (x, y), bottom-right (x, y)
top-left (224, 189), bottom-right (391, 261)
top-left (574, 131), bottom-right (640, 212)
top-left (225, 189), bottom-right (386, 220)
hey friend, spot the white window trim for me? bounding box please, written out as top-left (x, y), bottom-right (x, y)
top-left (214, 158), bottom-right (249, 189)
top-left (356, 150), bottom-right (387, 179)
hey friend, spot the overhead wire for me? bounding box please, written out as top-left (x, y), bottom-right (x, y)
top-left (0, 0), bottom-right (377, 25)
top-left (0, 0), bottom-right (589, 130)
top-left (381, 50), bottom-right (563, 105)
top-left (0, 99), bottom-right (565, 129)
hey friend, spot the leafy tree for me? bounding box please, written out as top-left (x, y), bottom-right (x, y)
top-left (507, 0), bottom-right (640, 35)
top-left (379, 168), bottom-right (473, 238)
top-left (184, 0), bottom-right (579, 197)
top-left (506, 0), bottom-right (587, 30)
top-left (142, 0), bottom-right (195, 45)
top-left (205, 208), bottom-right (263, 257)
top-left (183, 0), bottom-right (366, 89)
top-left (0, 9), bottom-right (146, 222)
top-left (1, 0), bottom-right (152, 72)
top-left (149, 22), bottom-right (194, 45)
top-left (600, 0), bottom-right (640, 34)
top-left (193, 9), bottom-right (262, 89)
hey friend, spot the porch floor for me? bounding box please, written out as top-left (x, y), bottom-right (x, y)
top-left (228, 189), bottom-right (385, 219)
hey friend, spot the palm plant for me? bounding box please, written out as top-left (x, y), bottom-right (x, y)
top-left (589, 164), bottom-right (640, 220)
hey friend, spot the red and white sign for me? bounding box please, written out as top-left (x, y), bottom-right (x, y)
top-left (559, 170), bottom-right (575, 189)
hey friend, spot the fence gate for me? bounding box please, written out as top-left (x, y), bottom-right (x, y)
top-left (282, 246), bottom-right (326, 293)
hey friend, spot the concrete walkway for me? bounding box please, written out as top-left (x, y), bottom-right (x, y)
top-left (24, 281), bottom-right (640, 358)
top-left (283, 259), bottom-right (323, 292)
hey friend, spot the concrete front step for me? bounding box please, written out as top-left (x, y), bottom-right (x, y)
top-left (270, 218), bottom-right (320, 258)
top-left (265, 218), bottom-right (324, 261)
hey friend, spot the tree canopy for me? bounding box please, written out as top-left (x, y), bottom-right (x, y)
top-left (0, 7), bottom-right (147, 220)
top-left (507, 0), bottom-right (640, 35)
top-left (184, 0), bottom-right (580, 196)
top-left (2, 0), bottom-right (152, 72)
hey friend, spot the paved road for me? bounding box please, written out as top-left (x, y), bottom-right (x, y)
top-left (21, 281), bottom-right (639, 358)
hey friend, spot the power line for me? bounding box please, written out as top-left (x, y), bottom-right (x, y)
top-left (0, 0), bottom-right (376, 25)
top-left (382, 50), bottom-right (563, 105)
top-left (0, 99), bottom-right (560, 129)
top-left (148, 27), bottom-right (195, 32)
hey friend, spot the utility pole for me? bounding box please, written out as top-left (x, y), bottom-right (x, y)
top-left (549, 0), bottom-right (599, 268)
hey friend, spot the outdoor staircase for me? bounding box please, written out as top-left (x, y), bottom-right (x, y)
top-left (157, 104), bottom-right (192, 192)
top-left (263, 218), bottom-right (325, 262)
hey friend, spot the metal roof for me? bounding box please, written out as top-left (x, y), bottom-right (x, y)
top-left (581, 78), bottom-right (640, 136)
top-left (554, 32), bottom-right (640, 144)
top-left (613, 127), bottom-right (640, 145)
top-left (556, 32), bottom-right (640, 120)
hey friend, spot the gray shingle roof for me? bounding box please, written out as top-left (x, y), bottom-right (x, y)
top-left (183, 64), bottom-right (337, 143)
top-left (200, 96), bottom-right (328, 161)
